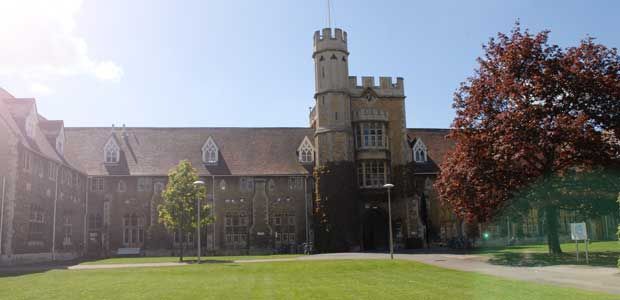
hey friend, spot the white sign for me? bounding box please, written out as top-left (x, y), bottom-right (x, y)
top-left (570, 222), bottom-right (588, 241)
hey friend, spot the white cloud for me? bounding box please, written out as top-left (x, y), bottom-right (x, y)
top-left (30, 82), bottom-right (54, 96)
top-left (0, 0), bottom-right (123, 86)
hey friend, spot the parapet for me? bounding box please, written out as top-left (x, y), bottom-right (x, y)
top-left (348, 76), bottom-right (404, 97)
top-left (313, 28), bottom-right (348, 55)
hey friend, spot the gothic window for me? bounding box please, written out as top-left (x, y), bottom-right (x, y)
top-left (219, 179), bottom-right (226, 191)
top-left (330, 54), bottom-right (337, 60)
top-left (288, 177), bottom-right (304, 191)
top-left (103, 137), bottom-right (120, 164)
top-left (118, 180), bottom-right (127, 193)
top-left (48, 162), bottom-right (57, 180)
top-left (62, 213), bottom-right (72, 246)
top-left (239, 177), bottom-right (254, 192)
top-left (412, 139), bottom-right (428, 163)
top-left (137, 177), bottom-right (151, 192)
top-left (25, 109), bottom-right (37, 138)
top-left (201, 137), bottom-right (219, 164)
top-left (90, 177), bottom-right (105, 192)
top-left (56, 129), bottom-right (65, 155)
top-left (357, 160), bottom-right (387, 188)
top-left (224, 212), bottom-right (248, 248)
top-left (297, 137), bottom-right (314, 164)
top-left (268, 179), bottom-right (276, 193)
top-left (23, 151), bottom-right (31, 171)
top-left (122, 213), bottom-right (144, 246)
top-left (355, 122), bottom-right (387, 149)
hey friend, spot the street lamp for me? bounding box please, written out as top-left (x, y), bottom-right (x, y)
top-left (193, 180), bottom-right (205, 263)
top-left (383, 183), bottom-right (395, 260)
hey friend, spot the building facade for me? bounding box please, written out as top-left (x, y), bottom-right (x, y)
top-left (0, 28), bottom-right (617, 264)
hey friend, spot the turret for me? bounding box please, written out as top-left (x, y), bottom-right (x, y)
top-left (312, 28), bottom-right (354, 163)
top-left (313, 28), bottom-right (349, 93)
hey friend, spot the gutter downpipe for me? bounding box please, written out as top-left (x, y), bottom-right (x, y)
top-left (51, 165), bottom-right (59, 261)
top-left (0, 176), bottom-right (6, 257)
top-left (84, 177), bottom-right (89, 257)
top-left (211, 175), bottom-right (215, 254)
top-left (304, 175), bottom-right (309, 248)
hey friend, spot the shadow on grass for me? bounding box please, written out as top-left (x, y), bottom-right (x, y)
top-left (487, 251), bottom-right (620, 267)
top-left (0, 261), bottom-right (74, 278)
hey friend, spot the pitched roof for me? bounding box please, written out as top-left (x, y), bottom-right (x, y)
top-left (407, 128), bottom-right (454, 173)
top-left (63, 127), bottom-right (315, 176)
top-left (0, 97), bottom-right (69, 167)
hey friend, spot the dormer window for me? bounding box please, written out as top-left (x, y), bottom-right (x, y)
top-left (56, 128), bottom-right (65, 155)
top-left (25, 109), bottom-right (37, 138)
top-left (104, 137), bottom-right (120, 164)
top-left (297, 136), bottom-right (315, 164)
top-left (413, 138), bottom-right (428, 163)
top-left (202, 137), bottom-right (218, 164)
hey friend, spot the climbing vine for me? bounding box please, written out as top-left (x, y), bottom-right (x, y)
top-left (313, 161), bottom-right (360, 252)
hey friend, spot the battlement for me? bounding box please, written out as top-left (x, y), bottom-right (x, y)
top-left (348, 76), bottom-right (404, 97)
top-left (313, 28), bottom-right (348, 55)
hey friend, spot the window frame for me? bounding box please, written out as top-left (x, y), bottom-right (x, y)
top-left (103, 137), bottom-right (120, 164)
top-left (355, 122), bottom-right (387, 150)
top-left (357, 160), bottom-right (388, 188)
top-left (297, 136), bottom-right (315, 164)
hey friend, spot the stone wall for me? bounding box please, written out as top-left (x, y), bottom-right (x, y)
top-left (85, 175), bottom-right (313, 257)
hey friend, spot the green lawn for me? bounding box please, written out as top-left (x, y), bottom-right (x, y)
top-left (474, 240), bottom-right (620, 267)
top-left (79, 254), bottom-right (300, 265)
top-left (0, 260), bottom-right (616, 300)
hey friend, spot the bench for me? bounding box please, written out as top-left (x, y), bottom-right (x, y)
top-left (116, 247), bottom-right (143, 256)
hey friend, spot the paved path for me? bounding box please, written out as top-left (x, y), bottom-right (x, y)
top-left (53, 253), bottom-right (620, 295)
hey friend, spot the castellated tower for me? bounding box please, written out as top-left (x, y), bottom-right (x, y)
top-left (313, 28), bottom-right (354, 164)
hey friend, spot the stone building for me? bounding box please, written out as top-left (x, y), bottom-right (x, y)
top-left (1, 28), bottom-right (616, 264)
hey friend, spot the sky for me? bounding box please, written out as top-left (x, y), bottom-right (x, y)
top-left (0, 0), bottom-right (618, 128)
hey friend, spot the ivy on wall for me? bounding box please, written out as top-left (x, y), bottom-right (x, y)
top-left (313, 161), bottom-right (361, 252)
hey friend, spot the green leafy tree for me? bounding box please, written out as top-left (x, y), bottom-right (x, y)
top-left (158, 160), bottom-right (212, 261)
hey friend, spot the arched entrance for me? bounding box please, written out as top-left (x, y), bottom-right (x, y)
top-left (362, 207), bottom-right (389, 251)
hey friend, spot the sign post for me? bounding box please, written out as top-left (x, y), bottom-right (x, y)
top-left (570, 222), bottom-right (588, 264)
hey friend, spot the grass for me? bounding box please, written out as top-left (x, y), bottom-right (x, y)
top-left (0, 259), bottom-right (617, 300)
top-left (474, 240), bottom-right (620, 267)
top-left (79, 254), bottom-right (300, 265)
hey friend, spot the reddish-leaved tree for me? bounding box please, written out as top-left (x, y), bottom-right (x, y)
top-left (436, 24), bottom-right (620, 254)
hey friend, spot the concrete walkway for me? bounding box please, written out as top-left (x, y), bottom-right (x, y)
top-left (62, 253), bottom-right (620, 295)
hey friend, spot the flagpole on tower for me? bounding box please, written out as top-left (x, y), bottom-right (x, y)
top-left (327, 0), bottom-right (332, 28)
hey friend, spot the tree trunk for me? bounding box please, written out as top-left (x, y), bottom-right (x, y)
top-left (179, 227), bottom-right (184, 262)
top-left (544, 205), bottom-right (562, 254)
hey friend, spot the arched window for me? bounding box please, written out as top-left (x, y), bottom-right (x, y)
top-left (413, 139), bottom-right (428, 163)
top-left (219, 179), bottom-right (226, 191)
top-left (202, 137), bottom-right (219, 164)
top-left (104, 137), bottom-right (120, 164)
top-left (297, 137), bottom-right (314, 164)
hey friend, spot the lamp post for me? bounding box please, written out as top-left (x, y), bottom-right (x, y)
top-left (193, 180), bottom-right (205, 263)
top-left (383, 183), bottom-right (395, 260)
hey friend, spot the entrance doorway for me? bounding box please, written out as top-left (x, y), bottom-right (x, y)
top-left (362, 207), bottom-right (389, 251)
